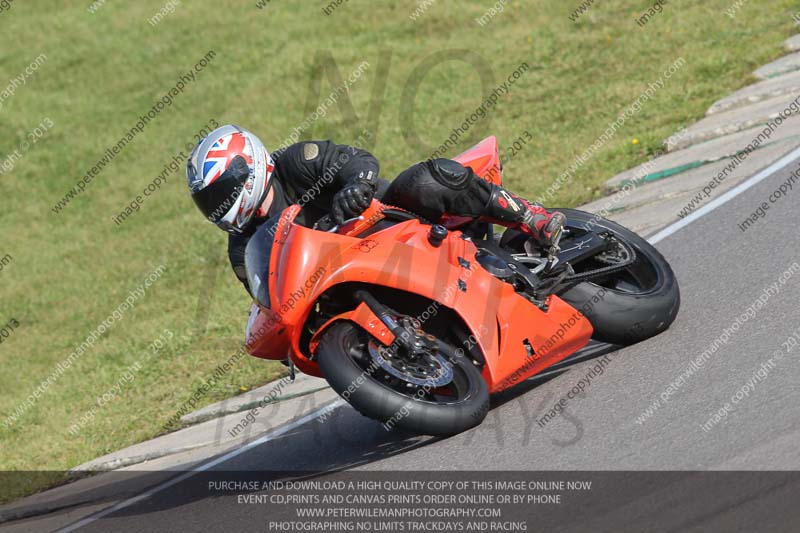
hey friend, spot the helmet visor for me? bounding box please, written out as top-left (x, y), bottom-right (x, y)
top-left (191, 172), bottom-right (246, 226)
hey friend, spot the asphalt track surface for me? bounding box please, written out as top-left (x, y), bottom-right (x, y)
top-left (49, 150), bottom-right (800, 531)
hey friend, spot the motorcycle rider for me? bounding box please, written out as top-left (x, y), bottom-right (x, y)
top-left (186, 124), bottom-right (566, 291)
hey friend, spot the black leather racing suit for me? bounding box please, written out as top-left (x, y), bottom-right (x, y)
top-left (228, 140), bottom-right (502, 290)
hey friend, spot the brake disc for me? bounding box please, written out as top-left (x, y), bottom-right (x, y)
top-left (367, 340), bottom-right (454, 387)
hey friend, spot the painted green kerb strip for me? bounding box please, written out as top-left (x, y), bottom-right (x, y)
top-left (617, 160), bottom-right (706, 189)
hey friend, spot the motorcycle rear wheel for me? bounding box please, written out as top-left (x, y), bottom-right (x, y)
top-left (502, 208), bottom-right (680, 345)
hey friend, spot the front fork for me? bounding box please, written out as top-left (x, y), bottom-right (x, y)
top-left (353, 290), bottom-right (439, 355)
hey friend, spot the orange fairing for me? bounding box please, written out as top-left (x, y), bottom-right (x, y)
top-left (453, 136), bottom-right (503, 185)
top-left (246, 201), bottom-right (593, 393)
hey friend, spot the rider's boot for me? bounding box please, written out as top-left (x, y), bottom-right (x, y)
top-left (483, 184), bottom-right (566, 249)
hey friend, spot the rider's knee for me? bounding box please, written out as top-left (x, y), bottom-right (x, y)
top-left (427, 158), bottom-right (473, 190)
top-left (395, 159), bottom-right (473, 191)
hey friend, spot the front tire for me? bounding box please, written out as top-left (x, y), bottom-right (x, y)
top-left (317, 322), bottom-right (489, 436)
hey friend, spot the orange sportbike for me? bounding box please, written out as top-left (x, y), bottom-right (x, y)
top-left (244, 137), bottom-right (680, 435)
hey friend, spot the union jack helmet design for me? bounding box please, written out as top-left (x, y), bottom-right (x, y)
top-left (187, 124), bottom-right (274, 234)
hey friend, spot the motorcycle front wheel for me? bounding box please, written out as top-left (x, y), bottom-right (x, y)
top-left (316, 321), bottom-right (489, 436)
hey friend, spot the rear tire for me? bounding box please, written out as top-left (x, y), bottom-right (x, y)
top-left (317, 322), bottom-right (489, 436)
top-left (502, 209), bottom-right (680, 345)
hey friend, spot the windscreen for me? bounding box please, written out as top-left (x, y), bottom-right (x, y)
top-left (244, 215), bottom-right (282, 308)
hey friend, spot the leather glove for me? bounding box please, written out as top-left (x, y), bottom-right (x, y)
top-left (331, 180), bottom-right (375, 224)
